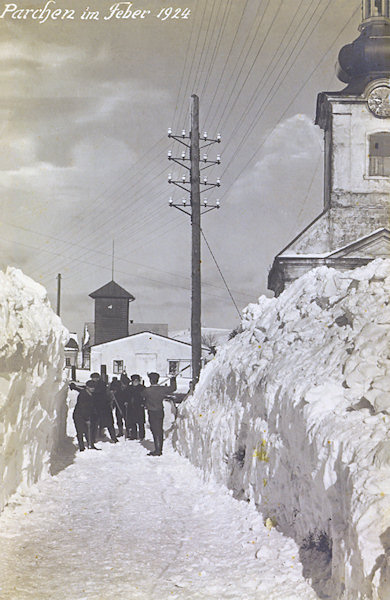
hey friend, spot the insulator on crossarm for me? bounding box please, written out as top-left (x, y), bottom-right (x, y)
top-left (182, 129), bottom-right (186, 137)
top-left (203, 198), bottom-right (208, 206)
top-left (216, 177), bottom-right (221, 186)
top-left (216, 199), bottom-right (220, 208)
top-left (181, 151), bottom-right (186, 159)
top-left (167, 150), bottom-right (172, 159)
top-left (203, 176), bottom-right (207, 184)
top-left (203, 153), bottom-right (207, 162)
top-left (168, 128), bottom-right (172, 137)
top-left (169, 197), bottom-right (173, 206)
top-left (168, 173), bottom-right (172, 183)
top-left (182, 175), bottom-right (186, 183)
top-left (203, 131), bottom-right (208, 140)
top-left (216, 154), bottom-right (221, 164)
top-left (217, 133), bottom-right (221, 142)
top-left (182, 198), bottom-right (187, 206)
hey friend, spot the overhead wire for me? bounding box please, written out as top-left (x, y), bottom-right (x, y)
top-left (191, 0), bottom-right (222, 95)
top-left (221, 0), bottom-right (334, 176)
top-left (199, 0), bottom-right (234, 100)
top-left (203, 0), bottom-right (250, 125)
top-left (221, 0), bottom-right (309, 148)
top-left (221, 5), bottom-right (360, 190)
top-left (209, 0), bottom-right (271, 131)
top-left (216, 0), bottom-right (284, 133)
top-left (201, 229), bottom-right (241, 318)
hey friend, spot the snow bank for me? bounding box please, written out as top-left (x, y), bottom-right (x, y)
top-left (0, 267), bottom-right (68, 511)
top-left (173, 259), bottom-right (390, 600)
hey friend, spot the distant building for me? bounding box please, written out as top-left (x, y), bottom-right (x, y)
top-left (64, 333), bottom-right (79, 367)
top-left (128, 322), bottom-right (168, 337)
top-left (90, 331), bottom-right (208, 391)
top-left (268, 2), bottom-right (390, 295)
top-left (89, 280), bottom-right (135, 345)
top-left (82, 280), bottom-right (168, 370)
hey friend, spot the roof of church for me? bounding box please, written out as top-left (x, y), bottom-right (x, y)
top-left (89, 280), bottom-right (135, 301)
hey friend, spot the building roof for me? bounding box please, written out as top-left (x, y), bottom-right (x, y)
top-left (91, 330), bottom-right (208, 352)
top-left (89, 280), bottom-right (135, 301)
top-left (65, 337), bottom-right (79, 350)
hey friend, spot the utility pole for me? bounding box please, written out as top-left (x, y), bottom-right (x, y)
top-left (112, 240), bottom-right (115, 280)
top-left (168, 94), bottom-right (221, 387)
top-left (56, 273), bottom-right (61, 316)
top-left (190, 95), bottom-right (201, 389)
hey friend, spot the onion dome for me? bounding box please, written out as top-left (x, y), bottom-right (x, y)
top-left (337, 2), bottom-right (390, 92)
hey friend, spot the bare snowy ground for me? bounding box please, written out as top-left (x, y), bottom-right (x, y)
top-left (0, 427), bottom-right (318, 600)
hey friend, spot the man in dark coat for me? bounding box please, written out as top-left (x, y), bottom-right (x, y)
top-left (144, 372), bottom-right (176, 456)
top-left (127, 374), bottom-right (146, 440)
top-left (72, 380), bottom-right (98, 451)
top-left (114, 374), bottom-right (131, 437)
top-left (90, 372), bottom-right (118, 443)
top-left (109, 377), bottom-right (122, 435)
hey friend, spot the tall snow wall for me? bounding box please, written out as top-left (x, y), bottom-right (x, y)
top-left (0, 268), bottom-right (68, 512)
top-left (173, 259), bottom-right (390, 600)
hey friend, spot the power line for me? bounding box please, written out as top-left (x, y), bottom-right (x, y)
top-left (222, 5), bottom-right (359, 182)
top-left (201, 229), bottom-right (241, 318)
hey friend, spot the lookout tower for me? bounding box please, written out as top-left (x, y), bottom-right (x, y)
top-left (89, 280), bottom-right (135, 345)
top-left (268, 1), bottom-right (390, 296)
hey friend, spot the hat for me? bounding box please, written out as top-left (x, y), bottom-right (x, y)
top-left (90, 372), bottom-right (100, 379)
top-left (120, 373), bottom-right (130, 384)
top-left (130, 373), bottom-right (141, 381)
top-left (147, 372), bottom-right (159, 379)
top-left (86, 380), bottom-right (96, 389)
top-left (148, 372), bottom-right (159, 384)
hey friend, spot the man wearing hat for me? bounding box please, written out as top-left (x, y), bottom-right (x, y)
top-left (115, 374), bottom-right (131, 437)
top-left (72, 380), bottom-right (99, 451)
top-left (90, 372), bottom-right (118, 443)
top-left (144, 372), bottom-right (176, 456)
top-left (127, 374), bottom-right (146, 440)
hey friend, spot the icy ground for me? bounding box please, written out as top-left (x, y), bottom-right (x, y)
top-left (0, 424), bottom-right (318, 600)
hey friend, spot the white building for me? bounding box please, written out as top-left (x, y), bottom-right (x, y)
top-left (90, 331), bottom-right (209, 392)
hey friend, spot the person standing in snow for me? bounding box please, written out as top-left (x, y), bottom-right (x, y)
top-left (90, 372), bottom-right (118, 444)
top-left (114, 374), bottom-right (131, 437)
top-left (127, 374), bottom-right (146, 440)
top-left (109, 376), bottom-right (122, 435)
top-left (144, 372), bottom-right (176, 456)
top-left (72, 380), bottom-right (99, 451)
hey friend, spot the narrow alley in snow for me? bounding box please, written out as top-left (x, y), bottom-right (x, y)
top-left (0, 421), bottom-right (318, 600)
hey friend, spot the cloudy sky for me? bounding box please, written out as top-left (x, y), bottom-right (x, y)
top-left (0, 0), bottom-right (361, 338)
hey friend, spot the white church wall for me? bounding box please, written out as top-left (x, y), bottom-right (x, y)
top-left (330, 99), bottom-right (390, 202)
top-left (0, 268), bottom-right (68, 511)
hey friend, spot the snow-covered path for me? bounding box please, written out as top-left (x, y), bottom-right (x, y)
top-left (0, 432), bottom-right (318, 600)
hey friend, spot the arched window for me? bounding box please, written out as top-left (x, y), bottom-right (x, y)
top-left (364, 0), bottom-right (390, 18)
top-left (369, 132), bottom-right (390, 176)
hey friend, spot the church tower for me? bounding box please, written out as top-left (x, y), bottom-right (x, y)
top-left (268, 1), bottom-right (390, 296)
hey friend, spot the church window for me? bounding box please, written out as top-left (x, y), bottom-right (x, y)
top-left (369, 132), bottom-right (390, 176)
top-left (113, 359), bottom-right (124, 374)
top-left (365, 0), bottom-right (390, 17)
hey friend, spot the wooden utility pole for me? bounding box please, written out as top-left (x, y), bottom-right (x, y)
top-left (167, 95), bottom-right (221, 388)
top-left (190, 95), bottom-right (202, 386)
top-left (56, 273), bottom-right (61, 316)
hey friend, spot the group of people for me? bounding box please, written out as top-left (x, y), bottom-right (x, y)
top-left (70, 371), bottom-right (177, 456)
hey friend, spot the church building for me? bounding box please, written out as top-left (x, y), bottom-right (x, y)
top-left (268, 0), bottom-right (390, 295)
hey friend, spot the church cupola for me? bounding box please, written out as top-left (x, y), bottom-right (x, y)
top-left (337, 0), bottom-right (390, 91)
top-left (268, 0), bottom-right (390, 296)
